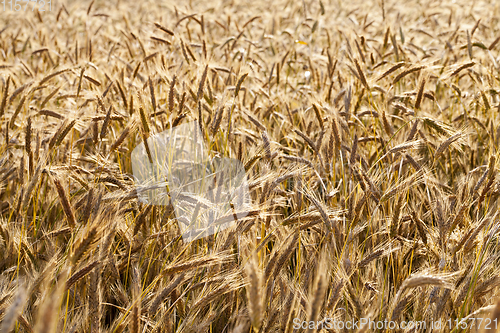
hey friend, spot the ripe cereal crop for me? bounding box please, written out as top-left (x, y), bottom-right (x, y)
top-left (1, 0), bottom-right (500, 332)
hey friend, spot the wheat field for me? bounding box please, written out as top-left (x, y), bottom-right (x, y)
top-left (1, 0), bottom-right (500, 332)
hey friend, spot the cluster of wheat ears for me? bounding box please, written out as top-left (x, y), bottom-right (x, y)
top-left (1, 0), bottom-right (500, 332)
